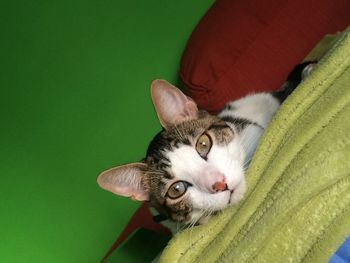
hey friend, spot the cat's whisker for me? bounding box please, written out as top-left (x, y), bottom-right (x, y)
top-left (174, 125), bottom-right (186, 141)
top-left (242, 158), bottom-right (251, 169)
top-left (187, 212), bottom-right (204, 246)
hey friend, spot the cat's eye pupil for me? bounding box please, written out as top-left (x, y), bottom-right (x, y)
top-left (174, 183), bottom-right (183, 192)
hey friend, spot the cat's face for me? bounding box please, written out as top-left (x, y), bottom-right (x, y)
top-left (97, 80), bottom-right (246, 224)
top-left (144, 113), bottom-right (246, 223)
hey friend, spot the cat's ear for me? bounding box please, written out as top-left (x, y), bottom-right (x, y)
top-left (97, 163), bottom-right (149, 201)
top-left (151, 79), bottom-right (198, 129)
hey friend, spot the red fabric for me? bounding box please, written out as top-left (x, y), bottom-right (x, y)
top-left (180, 0), bottom-right (350, 114)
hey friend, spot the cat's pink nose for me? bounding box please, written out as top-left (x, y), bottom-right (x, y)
top-left (212, 181), bottom-right (228, 192)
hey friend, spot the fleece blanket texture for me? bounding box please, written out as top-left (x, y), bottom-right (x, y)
top-left (159, 27), bottom-right (350, 263)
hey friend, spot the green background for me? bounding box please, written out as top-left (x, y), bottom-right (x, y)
top-left (0, 1), bottom-right (213, 262)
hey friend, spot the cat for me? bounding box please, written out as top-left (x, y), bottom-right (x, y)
top-left (97, 62), bottom-right (316, 227)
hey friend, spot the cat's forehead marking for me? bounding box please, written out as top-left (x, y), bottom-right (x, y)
top-left (207, 122), bottom-right (234, 145)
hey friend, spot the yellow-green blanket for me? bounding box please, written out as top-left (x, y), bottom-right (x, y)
top-left (159, 27), bottom-right (350, 263)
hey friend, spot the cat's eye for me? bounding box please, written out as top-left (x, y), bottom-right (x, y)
top-left (196, 133), bottom-right (212, 159)
top-left (167, 181), bottom-right (190, 199)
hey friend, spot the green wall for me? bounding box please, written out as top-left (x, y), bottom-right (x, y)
top-left (0, 1), bottom-right (213, 262)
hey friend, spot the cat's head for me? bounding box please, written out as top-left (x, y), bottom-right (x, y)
top-left (97, 80), bottom-right (246, 224)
